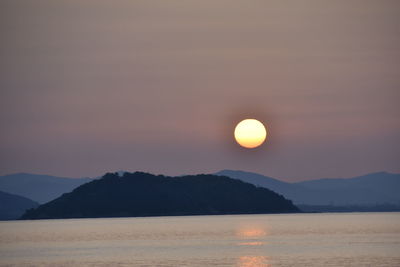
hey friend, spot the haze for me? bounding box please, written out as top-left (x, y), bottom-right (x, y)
top-left (0, 0), bottom-right (399, 181)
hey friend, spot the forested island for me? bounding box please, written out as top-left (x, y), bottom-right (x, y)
top-left (21, 172), bottom-right (299, 219)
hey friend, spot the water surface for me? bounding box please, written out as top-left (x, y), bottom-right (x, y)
top-left (1, 213), bottom-right (399, 266)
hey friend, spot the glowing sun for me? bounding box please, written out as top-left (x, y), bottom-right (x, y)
top-left (234, 119), bottom-right (267, 148)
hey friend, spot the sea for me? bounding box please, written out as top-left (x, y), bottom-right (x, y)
top-left (1, 212), bottom-right (399, 266)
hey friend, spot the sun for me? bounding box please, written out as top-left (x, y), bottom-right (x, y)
top-left (234, 119), bottom-right (267, 148)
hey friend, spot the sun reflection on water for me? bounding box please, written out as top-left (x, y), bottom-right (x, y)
top-left (236, 226), bottom-right (268, 246)
top-left (236, 226), bottom-right (269, 266)
top-left (238, 241), bottom-right (264, 246)
top-left (238, 256), bottom-right (270, 267)
top-left (238, 228), bottom-right (267, 238)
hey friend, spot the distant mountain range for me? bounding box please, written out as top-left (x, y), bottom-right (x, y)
top-left (1, 169), bottom-right (399, 217)
top-left (216, 170), bottom-right (400, 205)
top-left (21, 172), bottom-right (298, 220)
top-left (0, 191), bottom-right (38, 220)
top-left (0, 173), bottom-right (93, 203)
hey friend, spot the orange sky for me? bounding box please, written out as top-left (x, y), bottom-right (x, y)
top-left (0, 0), bottom-right (399, 181)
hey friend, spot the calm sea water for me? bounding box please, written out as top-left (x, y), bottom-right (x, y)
top-left (1, 213), bottom-right (399, 266)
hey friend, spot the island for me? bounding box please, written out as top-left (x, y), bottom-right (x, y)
top-left (21, 172), bottom-right (299, 219)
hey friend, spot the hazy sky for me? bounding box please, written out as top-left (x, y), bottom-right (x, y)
top-left (1, 0), bottom-right (399, 181)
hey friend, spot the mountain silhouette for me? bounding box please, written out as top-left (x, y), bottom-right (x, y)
top-left (5, 170), bottom-right (398, 211)
top-left (20, 172), bottom-right (299, 220)
top-left (0, 173), bottom-right (94, 203)
top-left (216, 170), bottom-right (400, 205)
top-left (0, 191), bottom-right (39, 220)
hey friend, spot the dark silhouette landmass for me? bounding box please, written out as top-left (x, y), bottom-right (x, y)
top-left (0, 191), bottom-right (39, 220)
top-left (3, 170), bottom-right (398, 209)
top-left (0, 173), bottom-right (94, 203)
top-left (3, 170), bottom-right (397, 216)
top-left (20, 172), bottom-right (299, 220)
top-left (217, 170), bottom-right (400, 206)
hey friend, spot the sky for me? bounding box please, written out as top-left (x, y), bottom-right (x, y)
top-left (0, 0), bottom-right (399, 181)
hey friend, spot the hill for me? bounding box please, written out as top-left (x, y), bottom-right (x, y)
top-left (216, 170), bottom-right (400, 206)
top-left (20, 172), bottom-right (299, 220)
top-left (216, 170), bottom-right (327, 205)
top-left (0, 173), bottom-right (93, 203)
top-left (0, 191), bottom-right (39, 220)
top-left (296, 172), bottom-right (400, 204)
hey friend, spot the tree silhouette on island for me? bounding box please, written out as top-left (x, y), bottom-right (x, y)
top-left (21, 172), bottom-right (299, 220)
